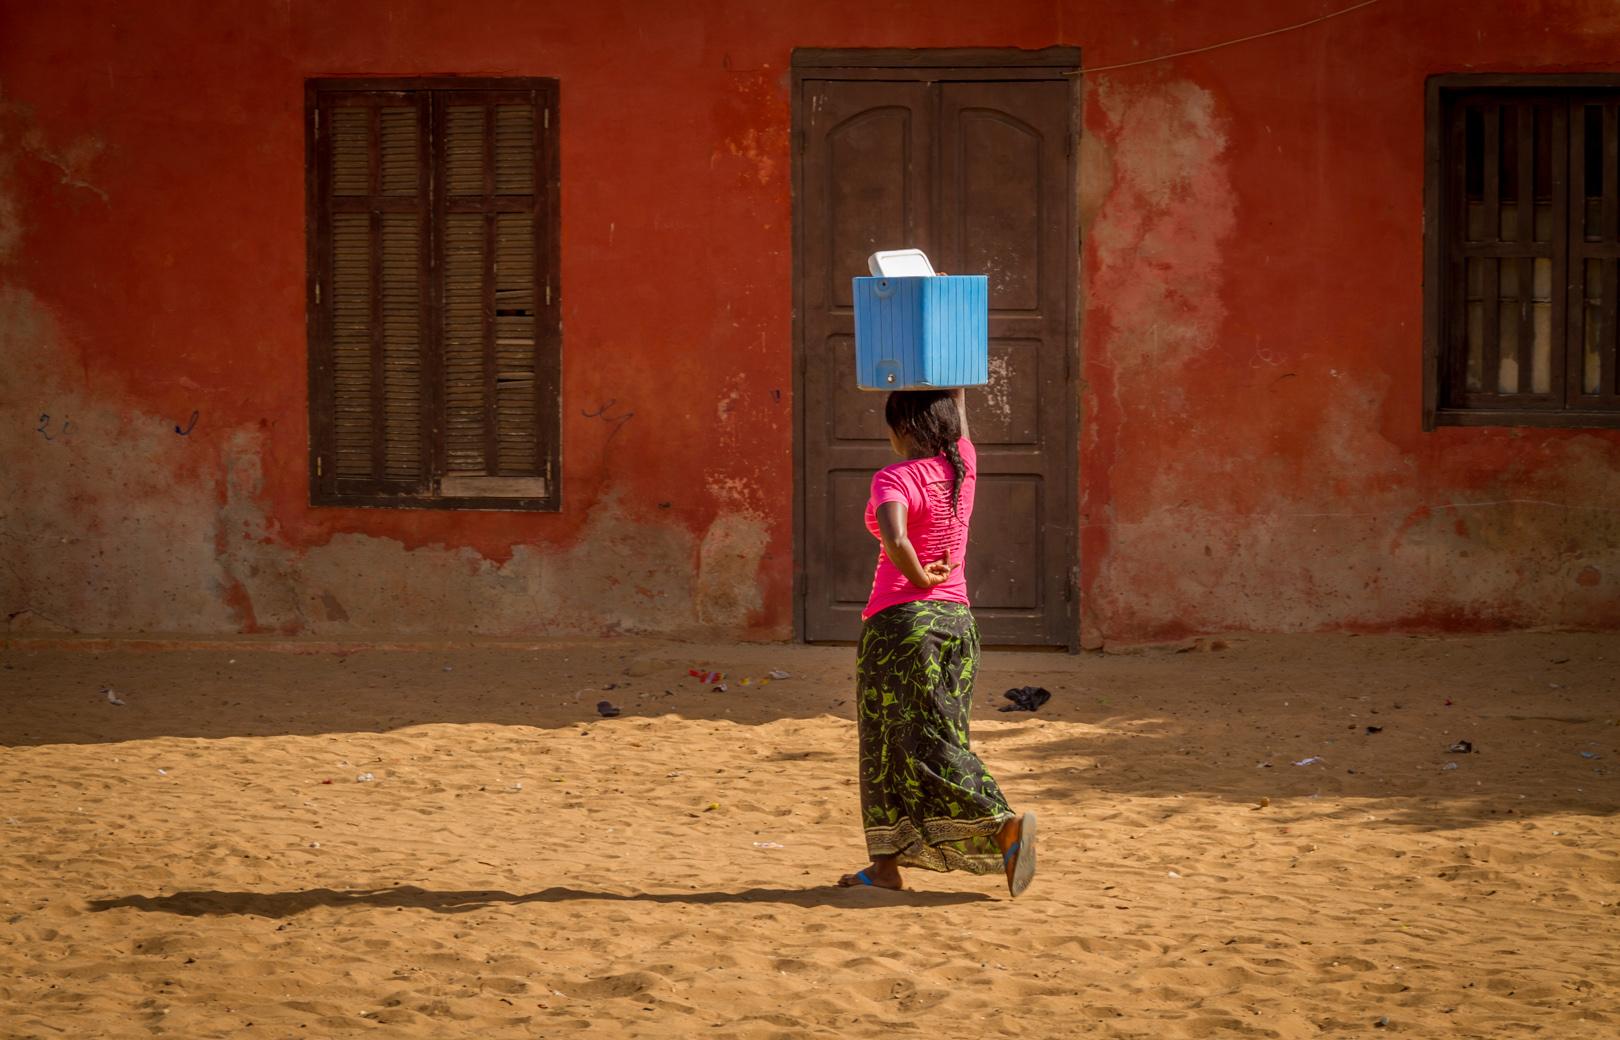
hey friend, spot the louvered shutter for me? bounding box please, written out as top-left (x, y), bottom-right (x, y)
top-left (309, 80), bottom-right (560, 508)
top-left (435, 90), bottom-right (557, 501)
top-left (311, 91), bottom-right (432, 498)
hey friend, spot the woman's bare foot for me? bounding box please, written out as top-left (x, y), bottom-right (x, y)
top-left (837, 856), bottom-right (903, 889)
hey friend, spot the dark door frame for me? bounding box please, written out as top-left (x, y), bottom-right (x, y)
top-left (789, 46), bottom-right (1083, 649)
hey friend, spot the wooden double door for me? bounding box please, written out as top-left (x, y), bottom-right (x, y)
top-left (794, 53), bottom-right (1078, 647)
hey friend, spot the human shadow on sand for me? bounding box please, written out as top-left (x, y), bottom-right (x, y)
top-left (89, 884), bottom-right (991, 918)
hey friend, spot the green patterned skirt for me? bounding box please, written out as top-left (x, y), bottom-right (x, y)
top-left (856, 600), bottom-right (1013, 874)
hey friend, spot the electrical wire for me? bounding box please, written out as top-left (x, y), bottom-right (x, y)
top-left (1068, 0), bottom-right (1385, 77)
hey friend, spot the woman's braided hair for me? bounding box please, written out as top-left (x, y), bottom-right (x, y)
top-left (884, 389), bottom-right (965, 516)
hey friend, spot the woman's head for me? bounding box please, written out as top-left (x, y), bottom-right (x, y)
top-left (883, 389), bottom-right (960, 459)
top-left (884, 389), bottom-right (966, 514)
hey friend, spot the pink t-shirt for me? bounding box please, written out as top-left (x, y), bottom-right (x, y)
top-left (862, 437), bottom-right (976, 619)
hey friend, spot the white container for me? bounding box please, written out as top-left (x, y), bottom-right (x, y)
top-left (867, 248), bottom-right (936, 277)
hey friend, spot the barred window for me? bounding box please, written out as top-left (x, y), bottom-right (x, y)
top-left (306, 78), bottom-right (561, 508)
top-left (1425, 75), bottom-right (1620, 429)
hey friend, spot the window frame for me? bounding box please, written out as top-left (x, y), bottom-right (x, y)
top-left (305, 76), bottom-right (562, 510)
top-left (1424, 73), bottom-right (1620, 430)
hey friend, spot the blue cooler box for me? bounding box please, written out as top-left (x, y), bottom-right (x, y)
top-left (852, 275), bottom-right (989, 390)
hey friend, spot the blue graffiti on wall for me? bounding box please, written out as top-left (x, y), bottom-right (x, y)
top-left (35, 414), bottom-right (71, 441)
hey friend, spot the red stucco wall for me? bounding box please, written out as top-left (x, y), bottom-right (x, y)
top-left (2, 1), bottom-right (1617, 642)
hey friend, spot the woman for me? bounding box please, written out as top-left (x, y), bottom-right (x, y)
top-left (837, 388), bottom-right (1036, 897)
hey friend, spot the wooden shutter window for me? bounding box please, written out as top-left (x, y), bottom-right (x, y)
top-left (1570, 100), bottom-right (1620, 407)
top-left (496, 105), bottom-right (536, 194)
top-left (331, 108), bottom-right (370, 196)
top-left (436, 95), bottom-right (550, 499)
top-left (309, 79), bottom-right (560, 508)
top-left (330, 211), bottom-right (374, 480)
top-left (1448, 97), bottom-right (1565, 408)
top-left (442, 212), bottom-right (487, 477)
top-left (494, 210), bottom-right (539, 477)
top-left (318, 94), bottom-right (431, 494)
top-left (1428, 76), bottom-right (1620, 428)
top-left (381, 211), bottom-right (425, 482)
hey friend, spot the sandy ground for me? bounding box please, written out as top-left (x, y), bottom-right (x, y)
top-left (1, 632), bottom-right (1618, 1039)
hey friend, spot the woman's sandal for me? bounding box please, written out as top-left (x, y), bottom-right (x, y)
top-left (839, 867), bottom-right (903, 890)
top-left (1002, 812), bottom-right (1037, 898)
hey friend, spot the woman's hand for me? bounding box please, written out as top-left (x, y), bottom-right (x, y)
top-left (877, 503), bottom-right (961, 589)
top-left (920, 548), bottom-right (961, 587)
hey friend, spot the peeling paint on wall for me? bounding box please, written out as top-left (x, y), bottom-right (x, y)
top-left (714, 68), bottom-right (790, 190)
top-left (695, 511), bottom-right (769, 628)
top-left (1078, 61), bottom-right (1619, 644)
top-left (281, 491), bottom-right (702, 637)
top-left (1088, 78), bottom-right (1235, 376)
top-left (1090, 476), bottom-right (1620, 639)
top-left (1, 285), bottom-right (725, 638)
top-left (1, 288), bottom-right (238, 633)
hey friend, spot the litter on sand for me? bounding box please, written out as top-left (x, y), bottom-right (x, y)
top-left (356, 772), bottom-right (376, 782)
top-left (596, 700), bottom-right (622, 718)
top-left (1442, 762), bottom-right (1460, 771)
top-left (101, 687), bottom-right (125, 706)
top-left (999, 686), bottom-right (1052, 713)
top-left (767, 669), bottom-right (791, 680)
top-left (1447, 740), bottom-right (1473, 754)
top-left (752, 841), bottom-right (785, 849)
top-left (1293, 756), bottom-right (1324, 767)
top-left (689, 669), bottom-right (723, 685)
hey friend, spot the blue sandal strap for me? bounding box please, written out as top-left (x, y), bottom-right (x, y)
top-left (856, 869), bottom-right (874, 886)
top-left (1002, 840), bottom-right (1020, 864)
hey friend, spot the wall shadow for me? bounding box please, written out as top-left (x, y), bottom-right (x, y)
top-left (88, 883), bottom-right (989, 917)
top-left (1007, 709), bottom-right (1620, 832)
top-left (0, 641), bottom-right (1078, 745)
top-left (7, 635), bottom-right (1615, 834)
